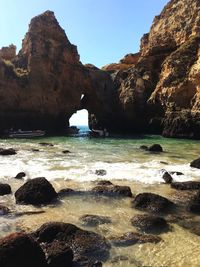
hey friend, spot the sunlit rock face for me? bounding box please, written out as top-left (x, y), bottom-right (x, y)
top-left (0, 11), bottom-right (85, 133)
top-left (0, 0), bottom-right (199, 138)
top-left (102, 0), bottom-right (200, 137)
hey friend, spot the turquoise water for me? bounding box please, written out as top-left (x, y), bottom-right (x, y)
top-left (0, 128), bottom-right (199, 183)
top-left (0, 131), bottom-right (200, 267)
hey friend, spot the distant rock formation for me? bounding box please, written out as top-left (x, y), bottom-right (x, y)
top-left (0, 0), bottom-right (199, 138)
top-left (0, 44), bottom-right (16, 60)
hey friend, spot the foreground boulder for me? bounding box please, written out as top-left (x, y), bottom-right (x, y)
top-left (0, 183), bottom-right (11, 196)
top-left (190, 158), bottom-right (200, 169)
top-left (80, 215), bottom-right (112, 227)
top-left (0, 233), bottom-right (47, 267)
top-left (131, 214), bottom-right (169, 234)
top-left (33, 222), bottom-right (111, 262)
top-left (43, 240), bottom-right (73, 267)
top-left (109, 231), bottom-right (161, 247)
top-left (15, 177), bottom-right (58, 205)
top-left (132, 192), bottom-right (174, 214)
top-left (0, 148), bottom-right (16, 156)
top-left (171, 181), bottom-right (200, 190)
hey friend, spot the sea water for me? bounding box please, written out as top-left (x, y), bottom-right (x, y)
top-left (0, 127), bottom-right (200, 266)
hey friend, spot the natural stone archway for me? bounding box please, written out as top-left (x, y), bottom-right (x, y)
top-left (0, 11), bottom-right (117, 135)
top-left (0, 0), bottom-right (200, 138)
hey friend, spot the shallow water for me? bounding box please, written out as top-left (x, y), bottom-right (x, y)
top-left (0, 131), bottom-right (200, 266)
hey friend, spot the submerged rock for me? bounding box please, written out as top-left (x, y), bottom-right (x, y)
top-left (132, 192), bottom-right (174, 214)
top-left (190, 158), bottom-right (200, 169)
top-left (33, 222), bottom-right (111, 262)
top-left (15, 177), bottom-right (58, 205)
top-left (109, 231), bottom-right (161, 246)
top-left (92, 184), bottom-right (132, 197)
top-left (0, 205), bottom-right (10, 215)
top-left (96, 180), bottom-right (113, 186)
top-left (57, 188), bottom-right (76, 198)
top-left (0, 148), bottom-right (16, 156)
top-left (0, 233), bottom-right (47, 267)
top-left (171, 181), bottom-right (200, 190)
top-left (80, 215), bottom-right (112, 227)
top-left (39, 142), bottom-right (54, 147)
top-left (15, 172), bottom-right (26, 179)
top-left (131, 214), bottom-right (169, 234)
top-left (0, 183), bottom-right (11, 196)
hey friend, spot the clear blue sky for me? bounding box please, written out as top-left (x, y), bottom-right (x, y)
top-left (1, 0), bottom-right (169, 68)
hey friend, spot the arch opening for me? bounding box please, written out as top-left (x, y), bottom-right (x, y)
top-left (69, 109), bottom-right (89, 135)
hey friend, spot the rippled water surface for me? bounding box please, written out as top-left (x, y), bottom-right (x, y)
top-left (0, 129), bottom-right (200, 266)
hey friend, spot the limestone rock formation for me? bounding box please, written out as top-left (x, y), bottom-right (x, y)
top-left (0, 0), bottom-right (199, 138)
top-left (102, 0), bottom-right (200, 137)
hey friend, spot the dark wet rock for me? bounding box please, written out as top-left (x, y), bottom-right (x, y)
top-left (31, 148), bottom-right (40, 152)
top-left (39, 142), bottom-right (54, 147)
top-left (109, 231), bottom-right (161, 247)
top-left (171, 181), bottom-right (200, 190)
top-left (132, 192), bottom-right (174, 214)
top-left (62, 150), bottom-right (71, 154)
top-left (190, 158), bottom-right (200, 169)
top-left (131, 214), bottom-right (169, 234)
top-left (169, 171), bottom-right (184, 176)
top-left (0, 183), bottom-right (11, 196)
top-left (80, 215), bottom-right (112, 227)
top-left (162, 171), bottom-right (173, 184)
top-left (0, 205), bottom-right (10, 215)
top-left (43, 240), bottom-right (73, 267)
top-left (139, 145), bottom-right (148, 150)
top-left (96, 180), bottom-right (113, 186)
top-left (57, 188), bottom-right (76, 198)
top-left (33, 222), bottom-right (111, 262)
top-left (187, 191), bottom-right (200, 214)
top-left (188, 203), bottom-right (200, 214)
top-left (15, 172), bottom-right (26, 179)
top-left (173, 217), bottom-right (200, 236)
top-left (92, 184), bottom-right (132, 197)
top-left (148, 144), bottom-right (163, 152)
top-left (95, 170), bottom-right (107, 176)
top-left (166, 214), bottom-right (193, 224)
top-left (15, 177), bottom-right (58, 205)
top-left (73, 256), bottom-right (102, 267)
top-left (0, 233), bottom-right (47, 267)
top-left (0, 148), bottom-right (17, 156)
top-left (160, 161), bottom-right (169, 165)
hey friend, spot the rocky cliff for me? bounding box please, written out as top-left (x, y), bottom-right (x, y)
top-left (0, 11), bottom-right (116, 133)
top-left (102, 0), bottom-right (200, 138)
top-left (0, 0), bottom-right (199, 138)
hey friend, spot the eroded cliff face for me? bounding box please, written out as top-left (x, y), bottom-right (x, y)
top-left (0, 0), bottom-right (199, 138)
top-left (102, 0), bottom-right (200, 137)
top-left (0, 11), bottom-right (116, 133)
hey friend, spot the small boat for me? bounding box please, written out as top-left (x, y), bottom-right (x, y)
top-left (8, 129), bottom-right (46, 138)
